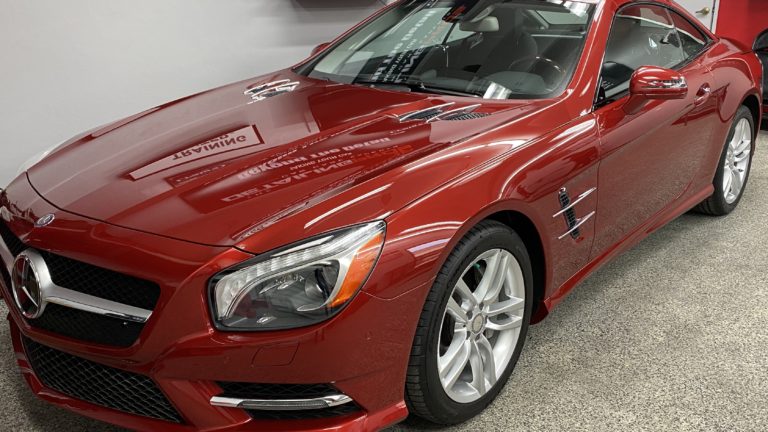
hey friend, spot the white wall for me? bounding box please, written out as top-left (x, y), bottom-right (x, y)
top-left (0, 0), bottom-right (388, 188)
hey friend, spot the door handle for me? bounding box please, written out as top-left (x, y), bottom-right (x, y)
top-left (694, 84), bottom-right (711, 106)
top-left (696, 7), bottom-right (711, 15)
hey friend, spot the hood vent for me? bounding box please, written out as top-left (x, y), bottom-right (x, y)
top-left (399, 103), bottom-right (485, 123)
top-left (442, 111), bottom-right (489, 121)
top-left (245, 79), bottom-right (300, 103)
top-left (399, 103), bottom-right (455, 122)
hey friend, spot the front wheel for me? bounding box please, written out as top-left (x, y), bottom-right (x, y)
top-left (405, 221), bottom-right (533, 425)
top-left (695, 105), bottom-right (755, 216)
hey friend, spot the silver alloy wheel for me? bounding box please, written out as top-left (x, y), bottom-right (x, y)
top-left (437, 249), bottom-right (525, 403)
top-left (723, 118), bottom-right (753, 204)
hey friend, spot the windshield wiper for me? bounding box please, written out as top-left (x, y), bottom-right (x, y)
top-left (352, 79), bottom-right (478, 97)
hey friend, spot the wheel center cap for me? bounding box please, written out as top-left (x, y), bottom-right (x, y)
top-left (470, 315), bottom-right (486, 334)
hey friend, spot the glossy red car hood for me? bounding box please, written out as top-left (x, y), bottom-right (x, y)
top-left (28, 71), bottom-right (546, 249)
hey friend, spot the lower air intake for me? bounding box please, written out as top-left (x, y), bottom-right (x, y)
top-left (23, 337), bottom-right (183, 423)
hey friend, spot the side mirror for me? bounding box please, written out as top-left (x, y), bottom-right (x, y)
top-left (311, 42), bottom-right (331, 57)
top-left (755, 29), bottom-right (768, 52)
top-left (625, 66), bottom-right (688, 114)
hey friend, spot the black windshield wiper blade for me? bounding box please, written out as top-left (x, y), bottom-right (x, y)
top-left (352, 80), bottom-right (415, 92)
top-left (353, 79), bottom-right (477, 97)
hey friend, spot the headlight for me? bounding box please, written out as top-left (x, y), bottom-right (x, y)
top-left (210, 221), bottom-right (386, 331)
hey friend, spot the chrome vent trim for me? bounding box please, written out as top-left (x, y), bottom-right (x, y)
top-left (398, 102), bottom-right (455, 122)
top-left (553, 187), bottom-right (597, 240)
top-left (245, 79), bottom-right (300, 103)
top-left (552, 187), bottom-right (596, 219)
top-left (210, 394), bottom-right (353, 411)
top-left (427, 104), bottom-right (483, 123)
top-left (558, 212), bottom-right (596, 240)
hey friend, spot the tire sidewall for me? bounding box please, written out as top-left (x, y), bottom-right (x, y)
top-left (421, 223), bottom-right (534, 423)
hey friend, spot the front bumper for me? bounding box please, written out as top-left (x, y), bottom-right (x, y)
top-left (0, 178), bottom-right (416, 431)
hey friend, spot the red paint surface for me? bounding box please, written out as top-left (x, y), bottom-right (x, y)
top-left (0, 0), bottom-right (762, 431)
top-left (716, 0), bottom-right (768, 48)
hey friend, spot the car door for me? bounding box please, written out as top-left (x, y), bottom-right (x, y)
top-left (591, 3), bottom-right (716, 256)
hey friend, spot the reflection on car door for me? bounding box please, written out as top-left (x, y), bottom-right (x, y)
top-left (591, 4), bottom-right (716, 257)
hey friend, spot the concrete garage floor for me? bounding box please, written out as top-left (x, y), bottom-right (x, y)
top-left (1, 133), bottom-right (766, 432)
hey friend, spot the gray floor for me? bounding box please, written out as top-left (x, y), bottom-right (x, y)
top-left (1, 133), bottom-right (766, 432)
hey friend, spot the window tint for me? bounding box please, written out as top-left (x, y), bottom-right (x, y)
top-left (668, 9), bottom-right (708, 59)
top-left (599, 5), bottom-right (686, 100)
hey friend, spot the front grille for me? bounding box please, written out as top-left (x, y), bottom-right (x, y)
top-left (33, 304), bottom-right (144, 348)
top-left (0, 220), bottom-right (160, 347)
top-left (24, 337), bottom-right (183, 423)
top-left (217, 382), bottom-right (361, 421)
top-left (38, 250), bottom-right (160, 310)
top-left (0, 221), bottom-right (26, 256)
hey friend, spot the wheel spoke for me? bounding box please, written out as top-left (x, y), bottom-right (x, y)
top-left (476, 251), bottom-right (508, 303)
top-left (439, 338), bottom-right (471, 389)
top-left (477, 335), bottom-right (497, 386)
top-left (486, 297), bottom-right (525, 317)
top-left (454, 279), bottom-right (477, 309)
top-left (734, 134), bottom-right (751, 154)
top-left (740, 119), bottom-right (752, 143)
top-left (468, 340), bottom-right (486, 395)
top-left (723, 166), bottom-right (733, 193)
top-left (446, 297), bottom-right (468, 324)
top-left (731, 169), bottom-right (743, 196)
top-left (486, 315), bottom-right (523, 332)
top-left (732, 121), bottom-right (745, 150)
top-left (734, 148), bottom-right (751, 163)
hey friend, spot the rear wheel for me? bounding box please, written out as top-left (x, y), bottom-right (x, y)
top-left (695, 106), bottom-right (755, 216)
top-left (405, 220), bottom-right (533, 424)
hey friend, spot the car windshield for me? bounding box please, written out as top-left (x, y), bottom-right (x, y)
top-left (297, 0), bottom-right (595, 100)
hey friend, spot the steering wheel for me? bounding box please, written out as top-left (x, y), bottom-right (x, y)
top-left (506, 56), bottom-right (566, 91)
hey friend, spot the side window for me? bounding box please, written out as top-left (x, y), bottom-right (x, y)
top-left (668, 10), bottom-right (708, 60)
top-left (599, 5), bottom-right (686, 100)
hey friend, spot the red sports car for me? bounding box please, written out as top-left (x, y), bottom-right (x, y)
top-left (0, 0), bottom-right (762, 430)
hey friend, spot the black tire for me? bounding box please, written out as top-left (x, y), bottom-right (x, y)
top-left (404, 220), bottom-right (533, 425)
top-left (695, 105), bottom-right (756, 216)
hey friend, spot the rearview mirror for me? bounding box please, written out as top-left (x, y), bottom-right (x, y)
top-left (311, 42), bottom-right (331, 57)
top-left (755, 29), bottom-right (768, 52)
top-left (625, 66), bottom-right (688, 114)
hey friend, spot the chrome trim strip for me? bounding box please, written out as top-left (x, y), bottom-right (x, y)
top-left (210, 394), bottom-right (353, 411)
top-left (245, 80), bottom-right (300, 103)
top-left (13, 250), bottom-right (152, 323)
top-left (426, 103), bottom-right (482, 123)
top-left (244, 79), bottom-right (291, 94)
top-left (45, 286), bottom-right (152, 323)
top-left (0, 233), bottom-right (13, 276)
top-left (398, 102), bottom-right (455, 122)
top-left (558, 211), bottom-right (596, 240)
top-left (552, 187), bottom-right (597, 218)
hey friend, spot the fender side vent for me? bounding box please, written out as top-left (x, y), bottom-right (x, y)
top-left (558, 189), bottom-right (580, 239)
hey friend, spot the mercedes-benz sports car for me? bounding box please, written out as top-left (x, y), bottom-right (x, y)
top-left (0, 0), bottom-right (762, 431)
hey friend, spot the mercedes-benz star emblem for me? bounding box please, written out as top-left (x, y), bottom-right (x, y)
top-left (11, 252), bottom-right (45, 319)
top-left (35, 213), bottom-right (55, 227)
